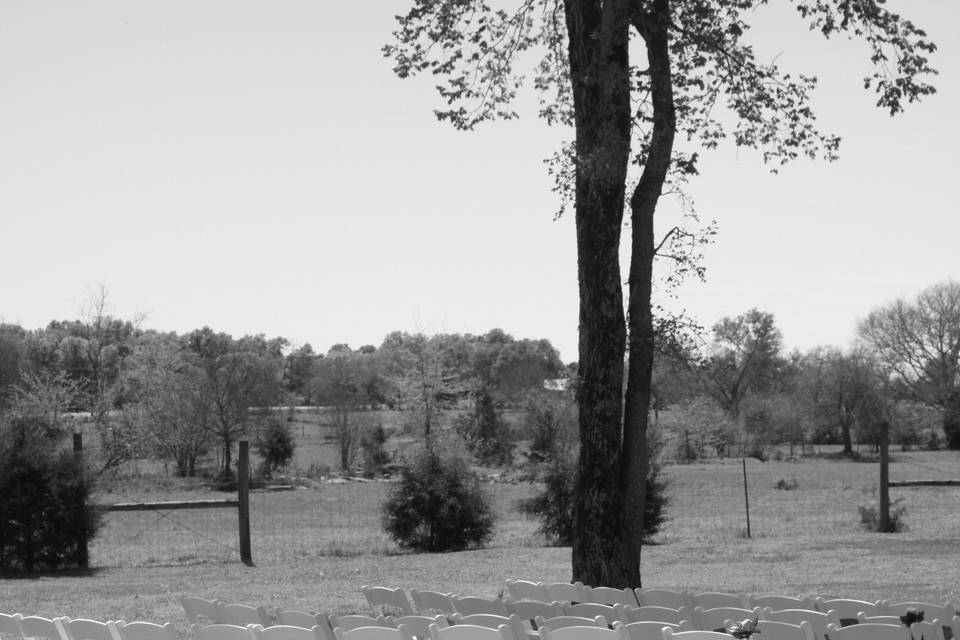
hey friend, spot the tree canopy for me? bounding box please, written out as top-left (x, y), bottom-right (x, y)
top-left (386, 0), bottom-right (938, 586)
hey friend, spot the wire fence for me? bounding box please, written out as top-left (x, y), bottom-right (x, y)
top-left (89, 449), bottom-right (960, 568)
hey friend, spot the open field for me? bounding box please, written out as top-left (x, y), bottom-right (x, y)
top-left (2, 447), bottom-right (959, 634)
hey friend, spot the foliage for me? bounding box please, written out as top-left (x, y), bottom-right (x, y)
top-left (381, 447), bottom-right (496, 552)
top-left (662, 395), bottom-right (738, 460)
top-left (456, 387), bottom-right (514, 466)
top-left (520, 429), bottom-right (669, 546)
top-left (360, 423), bottom-right (391, 478)
top-left (858, 498), bottom-right (908, 533)
top-left (523, 390), bottom-right (577, 463)
top-left (860, 281), bottom-right (960, 448)
top-left (255, 414), bottom-right (296, 476)
top-left (0, 398), bottom-right (102, 571)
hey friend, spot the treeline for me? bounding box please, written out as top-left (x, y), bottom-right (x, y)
top-left (653, 280), bottom-right (960, 459)
top-left (0, 293), bottom-right (568, 479)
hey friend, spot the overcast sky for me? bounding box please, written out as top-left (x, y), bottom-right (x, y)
top-left (1, 1), bottom-right (956, 363)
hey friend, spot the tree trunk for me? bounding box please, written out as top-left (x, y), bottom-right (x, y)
top-left (564, 0), bottom-right (634, 588)
top-left (623, 0), bottom-right (676, 589)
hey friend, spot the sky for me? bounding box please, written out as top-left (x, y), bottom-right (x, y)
top-left (1, 1), bottom-right (957, 364)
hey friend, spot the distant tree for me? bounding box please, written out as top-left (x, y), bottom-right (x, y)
top-left (283, 343), bottom-right (319, 404)
top-left (524, 389), bottom-right (577, 463)
top-left (859, 281), bottom-right (960, 448)
top-left (130, 334), bottom-right (212, 477)
top-left (254, 413), bottom-right (295, 476)
top-left (311, 350), bottom-right (375, 471)
top-left (184, 328), bottom-right (283, 480)
top-left (707, 309), bottom-right (784, 420)
top-left (457, 386), bottom-right (513, 466)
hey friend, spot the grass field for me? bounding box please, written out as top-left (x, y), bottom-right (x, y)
top-left (2, 417), bottom-right (959, 636)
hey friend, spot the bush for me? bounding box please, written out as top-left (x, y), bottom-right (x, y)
top-left (0, 414), bottom-right (102, 571)
top-left (360, 423), bottom-right (390, 478)
top-left (254, 415), bottom-right (295, 476)
top-left (456, 387), bottom-right (513, 466)
top-left (858, 498), bottom-right (908, 532)
top-left (520, 434), bottom-right (669, 546)
top-left (381, 447), bottom-right (496, 552)
top-left (775, 477), bottom-right (799, 491)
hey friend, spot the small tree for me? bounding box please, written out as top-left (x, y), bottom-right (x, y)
top-left (360, 423), bottom-right (391, 478)
top-left (382, 446), bottom-right (496, 552)
top-left (254, 414), bottom-right (295, 476)
top-left (457, 386), bottom-right (513, 466)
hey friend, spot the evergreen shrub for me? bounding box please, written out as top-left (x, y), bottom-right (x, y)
top-left (381, 446), bottom-right (496, 552)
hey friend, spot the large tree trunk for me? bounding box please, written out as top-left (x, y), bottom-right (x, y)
top-left (623, 0), bottom-right (676, 588)
top-left (564, 0), bottom-right (635, 588)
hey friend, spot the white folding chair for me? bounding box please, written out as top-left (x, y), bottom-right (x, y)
top-left (541, 583), bottom-right (588, 605)
top-left (660, 630), bottom-right (730, 640)
top-left (60, 618), bottom-right (121, 640)
top-left (615, 620), bottom-right (686, 640)
top-left (691, 608), bottom-right (758, 632)
top-left (386, 617), bottom-right (446, 640)
top-left (760, 608), bottom-right (839, 640)
top-left (563, 604), bottom-right (623, 624)
top-left (539, 625), bottom-right (626, 640)
top-left (748, 596), bottom-right (816, 612)
top-left (690, 594), bottom-right (748, 612)
top-left (16, 616), bottom-right (68, 640)
top-left (333, 626), bottom-right (413, 640)
top-left (815, 600), bottom-right (885, 627)
top-left (427, 623), bottom-right (512, 640)
top-left (620, 608), bottom-right (691, 626)
top-left (534, 617), bottom-right (609, 631)
top-left (218, 606), bottom-right (272, 628)
top-left (451, 598), bottom-right (509, 618)
top-left (194, 624), bottom-right (258, 640)
top-left (754, 620), bottom-right (815, 640)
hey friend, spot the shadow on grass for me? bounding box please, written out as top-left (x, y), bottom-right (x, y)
top-left (0, 566), bottom-right (105, 580)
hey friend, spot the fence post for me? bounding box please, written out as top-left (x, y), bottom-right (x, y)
top-left (73, 430), bottom-right (89, 569)
top-left (238, 440), bottom-right (253, 565)
top-left (742, 457), bottom-right (751, 539)
top-left (879, 421), bottom-right (890, 532)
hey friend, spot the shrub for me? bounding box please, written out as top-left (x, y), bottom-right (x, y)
top-left (456, 387), bottom-right (513, 466)
top-left (858, 498), bottom-right (908, 532)
top-left (520, 432), bottom-right (669, 546)
top-left (254, 415), bottom-right (295, 476)
top-left (360, 423), bottom-right (390, 478)
top-left (381, 446), bottom-right (496, 552)
top-left (0, 414), bottom-right (102, 571)
top-left (775, 477), bottom-right (799, 491)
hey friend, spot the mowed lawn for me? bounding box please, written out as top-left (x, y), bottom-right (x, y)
top-left (2, 427), bottom-right (959, 636)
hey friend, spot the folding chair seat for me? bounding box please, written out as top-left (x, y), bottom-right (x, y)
top-left (218, 606), bottom-right (272, 628)
top-left (541, 583), bottom-right (588, 605)
top-left (747, 596), bottom-right (816, 612)
top-left (759, 608), bottom-right (839, 640)
top-left (332, 626), bottom-right (413, 640)
top-left (181, 597), bottom-right (224, 625)
top-left (112, 621), bottom-right (181, 640)
top-left (826, 623), bottom-right (910, 640)
top-left (451, 598), bottom-right (509, 618)
top-left (615, 620), bottom-right (686, 640)
top-left (505, 581), bottom-right (549, 603)
top-left (690, 594), bottom-right (748, 611)
top-left (635, 592), bottom-right (692, 611)
top-left (363, 587), bottom-right (417, 617)
top-left (815, 600), bottom-right (885, 627)
top-left (427, 623), bottom-right (512, 640)
top-left (584, 588), bottom-right (639, 608)
top-left (411, 592), bottom-right (455, 616)
top-left (563, 604), bottom-right (623, 624)
top-left (534, 617), bottom-right (609, 631)
top-left (505, 602), bottom-right (563, 633)
top-left (60, 618), bottom-right (120, 640)
top-left (539, 625), bottom-right (626, 640)
top-left (691, 608), bottom-right (758, 632)
top-left (194, 624), bottom-right (257, 640)
top-left (620, 608), bottom-right (691, 626)
top-left (385, 617), bottom-right (446, 640)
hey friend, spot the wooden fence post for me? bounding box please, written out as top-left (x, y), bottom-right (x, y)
top-left (742, 457), bottom-right (751, 539)
top-left (879, 421), bottom-right (890, 532)
top-left (238, 440), bottom-right (253, 565)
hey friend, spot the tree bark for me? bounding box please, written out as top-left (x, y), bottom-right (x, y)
top-left (564, 0), bottom-right (634, 588)
top-left (623, 0), bottom-right (676, 588)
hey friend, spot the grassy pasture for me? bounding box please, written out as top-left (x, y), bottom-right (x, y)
top-left (2, 421), bottom-right (959, 635)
